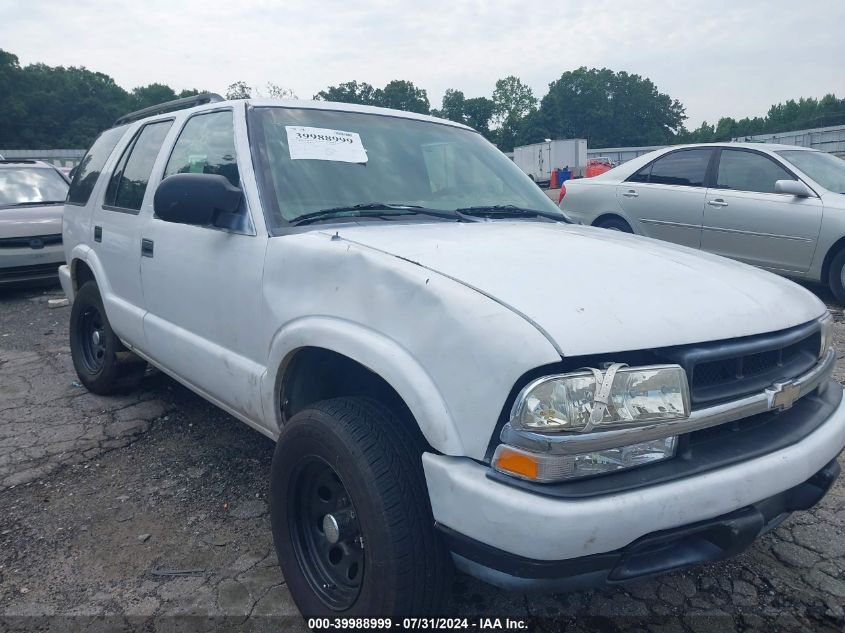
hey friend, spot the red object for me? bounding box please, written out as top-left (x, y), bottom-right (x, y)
top-left (550, 170), bottom-right (559, 189)
top-left (558, 183), bottom-right (567, 204)
top-left (585, 159), bottom-right (612, 178)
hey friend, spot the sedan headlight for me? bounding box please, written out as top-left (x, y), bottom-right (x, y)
top-left (510, 364), bottom-right (690, 433)
top-left (820, 312), bottom-right (835, 359)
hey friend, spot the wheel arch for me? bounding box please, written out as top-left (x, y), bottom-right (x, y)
top-left (593, 212), bottom-right (633, 229)
top-left (71, 258), bottom-right (95, 291)
top-left (262, 317), bottom-right (463, 455)
top-left (68, 245), bottom-right (110, 295)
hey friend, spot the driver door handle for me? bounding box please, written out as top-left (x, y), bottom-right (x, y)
top-left (622, 189), bottom-right (639, 198)
top-left (707, 199), bottom-right (728, 208)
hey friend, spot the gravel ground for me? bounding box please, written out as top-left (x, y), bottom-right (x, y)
top-left (1, 282), bottom-right (845, 631)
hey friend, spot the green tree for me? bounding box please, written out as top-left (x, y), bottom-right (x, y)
top-left (313, 80), bottom-right (376, 105)
top-left (492, 76), bottom-right (537, 126)
top-left (536, 67), bottom-right (686, 148)
top-left (315, 79), bottom-right (429, 114)
top-left (0, 49), bottom-right (25, 147)
top-left (514, 110), bottom-right (551, 148)
top-left (264, 82), bottom-right (297, 99)
top-left (434, 88), bottom-right (466, 123)
top-left (463, 97), bottom-right (496, 138)
top-left (225, 81), bottom-right (252, 100)
top-left (374, 80), bottom-right (430, 114)
top-left (131, 83), bottom-right (178, 110)
top-left (0, 47), bottom-right (207, 148)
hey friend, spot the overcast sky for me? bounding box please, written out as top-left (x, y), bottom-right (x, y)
top-left (1, 0), bottom-right (843, 128)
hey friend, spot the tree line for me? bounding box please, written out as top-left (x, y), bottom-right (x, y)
top-left (1, 47), bottom-right (843, 152)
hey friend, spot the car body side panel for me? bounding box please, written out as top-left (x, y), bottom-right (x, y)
top-left (615, 182), bottom-right (705, 248)
top-left (701, 190), bottom-right (823, 272)
top-left (558, 179), bottom-right (627, 226)
top-left (136, 105), bottom-right (271, 427)
top-left (259, 231), bottom-right (562, 459)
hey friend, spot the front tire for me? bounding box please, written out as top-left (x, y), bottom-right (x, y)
top-left (829, 249), bottom-right (845, 303)
top-left (270, 397), bottom-right (450, 617)
top-left (69, 281), bottom-right (146, 395)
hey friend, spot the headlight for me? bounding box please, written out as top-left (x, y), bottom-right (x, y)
top-left (820, 312), bottom-right (834, 359)
top-left (510, 364), bottom-right (690, 433)
top-left (493, 437), bottom-right (677, 483)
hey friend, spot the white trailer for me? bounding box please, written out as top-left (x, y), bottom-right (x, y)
top-left (513, 139), bottom-right (587, 182)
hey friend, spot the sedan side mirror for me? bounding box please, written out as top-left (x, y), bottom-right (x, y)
top-left (154, 173), bottom-right (244, 227)
top-left (775, 179), bottom-right (812, 198)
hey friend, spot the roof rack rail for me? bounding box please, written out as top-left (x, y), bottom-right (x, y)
top-left (113, 92), bottom-right (225, 127)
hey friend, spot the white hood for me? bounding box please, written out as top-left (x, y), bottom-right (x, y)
top-left (329, 221), bottom-right (826, 356)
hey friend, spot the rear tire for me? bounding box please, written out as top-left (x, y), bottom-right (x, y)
top-left (595, 216), bottom-right (634, 233)
top-left (829, 249), bottom-right (845, 303)
top-left (69, 281), bottom-right (146, 395)
top-left (270, 397), bottom-right (451, 618)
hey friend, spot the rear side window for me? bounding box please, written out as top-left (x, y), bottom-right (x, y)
top-left (647, 149), bottom-right (712, 187)
top-left (164, 111), bottom-right (239, 187)
top-left (627, 163), bottom-right (651, 183)
top-left (716, 149), bottom-right (795, 194)
top-left (104, 120), bottom-right (173, 212)
top-left (67, 126), bottom-right (128, 206)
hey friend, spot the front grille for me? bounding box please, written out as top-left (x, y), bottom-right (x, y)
top-left (660, 320), bottom-right (821, 408)
top-left (0, 234), bottom-right (62, 249)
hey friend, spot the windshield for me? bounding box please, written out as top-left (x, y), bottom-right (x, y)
top-left (248, 107), bottom-right (562, 230)
top-left (777, 150), bottom-right (845, 194)
top-left (0, 167), bottom-right (69, 207)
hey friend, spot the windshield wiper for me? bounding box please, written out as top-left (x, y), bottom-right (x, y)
top-left (291, 203), bottom-right (461, 226)
top-left (454, 205), bottom-right (570, 223)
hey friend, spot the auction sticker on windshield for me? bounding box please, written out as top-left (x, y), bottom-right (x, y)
top-left (285, 126), bottom-right (368, 163)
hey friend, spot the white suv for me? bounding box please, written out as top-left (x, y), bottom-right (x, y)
top-left (60, 94), bottom-right (845, 618)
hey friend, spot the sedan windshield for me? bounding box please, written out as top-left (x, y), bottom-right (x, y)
top-left (0, 167), bottom-right (69, 207)
top-left (248, 106), bottom-right (562, 231)
top-left (777, 150), bottom-right (845, 194)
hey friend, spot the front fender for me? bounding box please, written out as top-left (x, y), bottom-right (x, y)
top-left (262, 316), bottom-right (462, 454)
top-left (260, 232), bottom-right (562, 459)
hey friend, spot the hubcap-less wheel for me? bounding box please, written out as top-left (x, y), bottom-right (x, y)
top-left (839, 263), bottom-right (845, 293)
top-left (290, 457), bottom-right (364, 610)
top-left (78, 306), bottom-right (107, 374)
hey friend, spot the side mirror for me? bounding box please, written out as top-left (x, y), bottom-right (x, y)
top-left (154, 173), bottom-right (243, 226)
top-left (774, 179), bottom-right (812, 198)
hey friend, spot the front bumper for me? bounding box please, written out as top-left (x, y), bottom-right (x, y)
top-left (438, 457), bottom-right (839, 592)
top-left (422, 380), bottom-right (845, 584)
top-left (0, 243), bottom-right (64, 285)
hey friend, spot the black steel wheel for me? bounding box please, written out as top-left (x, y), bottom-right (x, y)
top-left (270, 397), bottom-right (451, 617)
top-left (289, 457), bottom-right (364, 610)
top-left (77, 303), bottom-right (108, 375)
top-left (69, 280), bottom-right (146, 395)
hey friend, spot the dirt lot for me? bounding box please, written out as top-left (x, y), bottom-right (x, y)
top-left (1, 283), bottom-right (845, 632)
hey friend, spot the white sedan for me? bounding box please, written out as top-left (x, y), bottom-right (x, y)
top-left (559, 143), bottom-right (845, 300)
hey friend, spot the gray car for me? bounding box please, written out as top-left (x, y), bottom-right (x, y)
top-left (0, 159), bottom-right (69, 286)
top-left (559, 143), bottom-right (845, 301)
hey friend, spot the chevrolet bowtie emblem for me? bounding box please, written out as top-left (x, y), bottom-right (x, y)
top-left (767, 381), bottom-right (801, 411)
